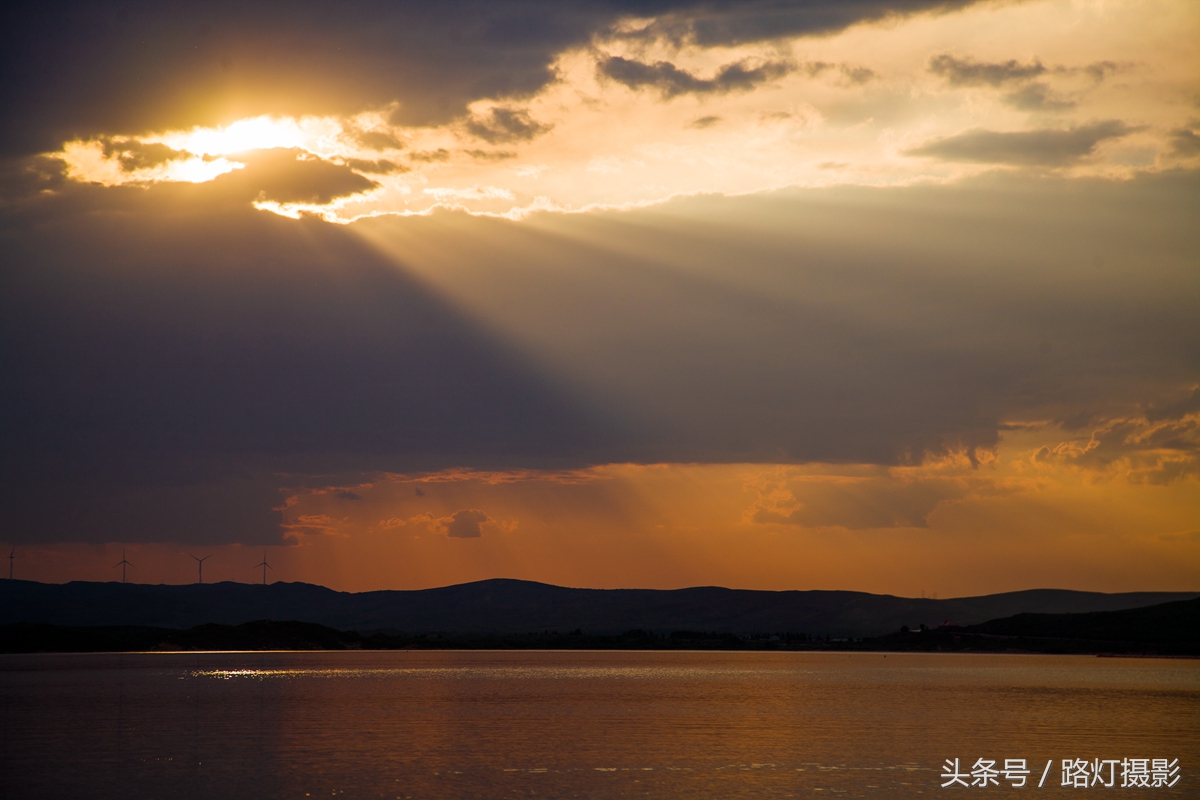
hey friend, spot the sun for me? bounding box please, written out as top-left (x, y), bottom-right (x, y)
top-left (146, 116), bottom-right (314, 157)
top-left (54, 114), bottom-right (352, 188)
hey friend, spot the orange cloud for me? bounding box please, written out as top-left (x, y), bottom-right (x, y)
top-left (432, 509), bottom-right (492, 539)
top-left (239, 432), bottom-right (1197, 596)
top-left (1030, 404), bottom-right (1199, 484)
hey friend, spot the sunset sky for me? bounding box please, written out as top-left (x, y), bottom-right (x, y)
top-left (1, 0), bottom-right (1196, 595)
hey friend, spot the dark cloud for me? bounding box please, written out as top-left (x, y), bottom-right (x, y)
top-left (464, 149), bottom-right (518, 161)
top-left (3, 1), bottom-right (992, 159)
top-left (0, 156), bottom-right (69, 207)
top-left (689, 115), bottom-right (722, 129)
top-left (1084, 61), bottom-right (1124, 82)
top-left (354, 130), bottom-right (405, 152)
top-left (0, 180), bottom-right (611, 544)
top-left (37, 146), bottom-right (380, 204)
top-left (344, 158), bottom-right (410, 175)
top-left (1002, 83), bottom-right (1075, 112)
top-left (930, 55), bottom-right (1129, 106)
top-left (102, 139), bottom-right (190, 171)
top-left (1169, 125), bottom-right (1200, 157)
top-left (904, 121), bottom-right (1132, 166)
top-left (839, 65), bottom-right (877, 85)
top-left (1, 1), bottom-right (605, 157)
top-left (409, 149), bottom-right (451, 163)
top-left (335, 490), bottom-right (362, 501)
top-left (441, 509), bottom-right (492, 538)
top-left (1031, 405), bottom-right (1199, 486)
top-left (354, 169), bottom-right (1197, 470)
top-left (929, 54), bottom-right (1046, 87)
top-left (1146, 387), bottom-right (1200, 424)
top-left (464, 108), bottom-right (552, 144)
top-left (800, 61), bottom-right (876, 84)
top-left (6, 477), bottom-right (288, 547)
top-left (2, 169), bottom-right (1195, 545)
top-left (3, 0), bottom-right (1190, 552)
top-left (219, 149), bottom-right (379, 204)
top-left (617, 0), bottom-right (978, 48)
top-left (598, 56), bottom-right (793, 97)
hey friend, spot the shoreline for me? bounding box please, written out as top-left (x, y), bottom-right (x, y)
top-left (3, 619), bottom-right (1197, 658)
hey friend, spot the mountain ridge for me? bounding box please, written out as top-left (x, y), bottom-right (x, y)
top-left (2, 578), bottom-right (1195, 639)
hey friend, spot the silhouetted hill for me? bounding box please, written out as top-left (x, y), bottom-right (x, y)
top-left (3, 598), bottom-right (1196, 654)
top-left (2, 579), bottom-right (1194, 639)
top-left (968, 595), bottom-right (1200, 647)
top-left (870, 596), bottom-right (1200, 656)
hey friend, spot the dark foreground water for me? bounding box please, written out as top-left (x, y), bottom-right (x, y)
top-left (0, 651), bottom-right (1195, 798)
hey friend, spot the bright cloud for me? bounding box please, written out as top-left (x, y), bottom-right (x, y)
top-left (45, 0), bottom-right (1199, 221)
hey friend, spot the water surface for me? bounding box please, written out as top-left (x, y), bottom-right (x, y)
top-left (1, 651), bottom-right (1195, 798)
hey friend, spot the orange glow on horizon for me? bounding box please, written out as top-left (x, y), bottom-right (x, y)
top-left (12, 423), bottom-right (1198, 597)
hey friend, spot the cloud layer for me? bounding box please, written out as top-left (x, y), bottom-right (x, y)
top-left (0, 0), bottom-right (1195, 602)
top-left (1, 166), bottom-right (1195, 544)
top-left (929, 54), bottom-right (1047, 86)
top-left (598, 56), bottom-right (794, 97)
top-left (906, 121), bottom-right (1132, 166)
top-left (0, 0), bottom-right (991, 159)
top-left (13, 0), bottom-right (1195, 220)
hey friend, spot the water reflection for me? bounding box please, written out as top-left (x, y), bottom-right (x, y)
top-left (0, 651), bottom-right (1195, 798)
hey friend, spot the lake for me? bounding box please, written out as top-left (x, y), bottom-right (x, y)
top-left (1, 651), bottom-right (1195, 798)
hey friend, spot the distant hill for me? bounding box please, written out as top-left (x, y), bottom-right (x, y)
top-left (3, 598), bottom-right (1196, 655)
top-left (2, 578), bottom-right (1195, 639)
top-left (871, 596), bottom-right (1200, 656)
top-left (967, 595), bottom-right (1200, 648)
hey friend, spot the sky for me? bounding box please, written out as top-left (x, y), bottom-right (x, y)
top-left (1, 0), bottom-right (1197, 596)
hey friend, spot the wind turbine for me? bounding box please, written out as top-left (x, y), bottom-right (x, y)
top-left (189, 554), bottom-right (211, 584)
top-left (7, 546), bottom-right (14, 580)
top-left (252, 551), bottom-right (272, 586)
top-left (112, 548), bottom-right (133, 584)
